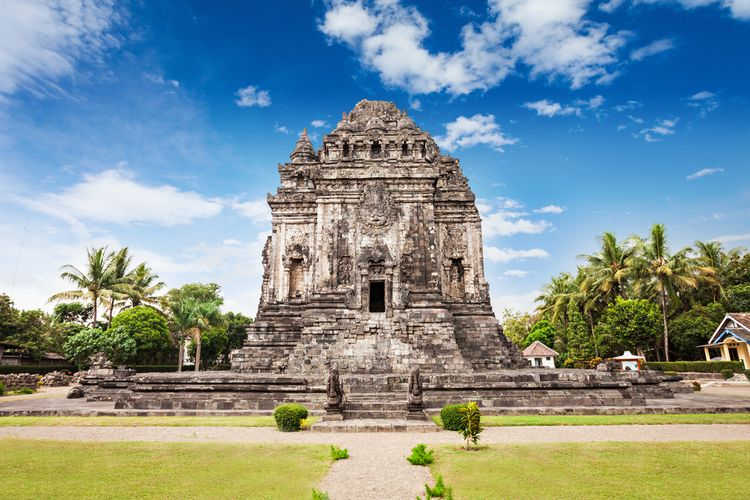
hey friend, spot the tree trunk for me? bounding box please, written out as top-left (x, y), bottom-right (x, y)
top-left (660, 286), bottom-right (670, 362)
top-left (194, 332), bottom-right (202, 372)
top-left (108, 299), bottom-right (115, 328)
top-left (92, 295), bottom-right (98, 328)
top-left (177, 336), bottom-right (184, 372)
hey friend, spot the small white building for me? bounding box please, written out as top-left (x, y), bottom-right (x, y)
top-left (613, 351), bottom-right (646, 371)
top-left (522, 341), bottom-right (558, 368)
top-left (700, 313), bottom-right (750, 369)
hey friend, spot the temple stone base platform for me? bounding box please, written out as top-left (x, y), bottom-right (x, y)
top-left (101, 369), bottom-right (691, 418)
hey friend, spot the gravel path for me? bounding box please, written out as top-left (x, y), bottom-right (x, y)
top-left (2, 425), bottom-right (750, 499)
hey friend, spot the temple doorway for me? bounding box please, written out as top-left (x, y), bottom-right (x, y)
top-left (369, 280), bottom-right (385, 313)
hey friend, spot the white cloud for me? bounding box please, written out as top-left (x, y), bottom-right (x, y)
top-left (630, 38), bottom-right (676, 61)
top-left (484, 246), bottom-right (550, 263)
top-left (599, 0), bottom-right (627, 12)
top-left (523, 99), bottom-right (580, 117)
top-left (686, 167), bottom-right (724, 180)
top-left (604, 1), bottom-right (750, 21)
top-left (144, 73), bottom-right (179, 88)
top-left (479, 197), bottom-right (552, 237)
top-left (274, 123), bottom-right (290, 134)
top-left (503, 269), bottom-right (530, 277)
top-left (230, 198), bottom-right (272, 224)
top-left (534, 205), bottom-right (566, 214)
top-left (436, 114), bottom-right (518, 152)
top-left (493, 290), bottom-right (541, 318)
top-left (0, 0), bottom-right (119, 98)
top-left (319, 0), bottom-right (627, 95)
top-left (311, 119), bottom-right (328, 128)
top-left (712, 233), bottom-right (750, 244)
top-left (687, 90), bottom-right (719, 116)
top-left (613, 100), bottom-right (642, 111)
top-left (636, 117), bottom-right (678, 142)
top-left (235, 85), bottom-right (271, 107)
top-left (408, 97), bottom-right (422, 110)
top-left (14, 169), bottom-right (223, 236)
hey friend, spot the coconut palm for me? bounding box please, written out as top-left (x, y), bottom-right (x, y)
top-left (169, 298), bottom-right (222, 372)
top-left (535, 272), bottom-right (577, 326)
top-left (630, 224), bottom-right (705, 361)
top-left (126, 263), bottom-right (165, 309)
top-left (693, 240), bottom-right (739, 302)
top-left (48, 247), bottom-right (114, 326)
top-left (100, 248), bottom-right (135, 327)
top-left (579, 232), bottom-right (634, 304)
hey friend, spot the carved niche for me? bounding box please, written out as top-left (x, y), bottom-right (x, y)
top-left (337, 256), bottom-right (352, 286)
top-left (442, 224), bottom-right (467, 258)
top-left (357, 182), bottom-right (398, 235)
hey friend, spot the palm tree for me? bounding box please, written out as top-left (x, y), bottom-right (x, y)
top-left (693, 240), bottom-right (738, 302)
top-left (579, 232), bottom-right (634, 304)
top-left (126, 263), bottom-right (165, 309)
top-left (49, 247), bottom-right (113, 326)
top-left (101, 248), bottom-right (135, 327)
top-left (536, 273), bottom-right (577, 326)
top-left (630, 224), bottom-right (705, 361)
top-left (169, 298), bottom-right (222, 372)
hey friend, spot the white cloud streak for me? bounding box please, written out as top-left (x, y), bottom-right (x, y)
top-left (485, 246), bottom-right (550, 263)
top-left (686, 167), bottom-right (724, 180)
top-left (534, 205), bottom-right (566, 214)
top-left (630, 38), bottom-right (675, 61)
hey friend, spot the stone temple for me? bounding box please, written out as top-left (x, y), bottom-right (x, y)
top-left (231, 100), bottom-right (525, 374)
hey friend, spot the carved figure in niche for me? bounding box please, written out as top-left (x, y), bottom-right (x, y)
top-left (449, 258), bottom-right (465, 300)
top-left (288, 258), bottom-right (304, 299)
top-left (400, 253), bottom-right (415, 287)
top-left (443, 225), bottom-right (467, 258)
top-left (407, 366), bottom-right (423, 406)
top-left (337, 256), bottom-right (352, 286)
top-left (89, 352), bottom-right (107, 369)
top-left (326, 366), bottom-right (344, 407)
top-left (357, 182), bottom-right (397, 234)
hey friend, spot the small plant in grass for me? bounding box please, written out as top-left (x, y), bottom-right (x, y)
top-left (273, 403), bottom-right (308, 432)
top-left (692, 381), bottom-right (701, 392)
top-left (721, 369), bottom-right (734, 380)
top-left (14, 388), bottom-right (35, 395)
top-left (330, 445), bottom-right (349, 460)
top-left (458, 401), bottom-right (482, 450)
top-left (423, 475), bottom-right (453, 499)
top-left (407, 443), bottom-right (434, 465)
top-left (439, 403), bottom-right (467, 430)
top-left (311, 489), bottom-right (330, 500)
top-left (300, 418), bottom-right (313, 430)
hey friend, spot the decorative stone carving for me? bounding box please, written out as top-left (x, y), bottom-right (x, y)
top-left (326, 366), bottom-right (344, 407)
top-left (443, 225), bottom-right (467, 258)
top-left (67, 386), bottom-right (85, 399)
top-left (357, 182), bottom-right (397, 235)
top-left (407, 366), bottom-right (423, 405)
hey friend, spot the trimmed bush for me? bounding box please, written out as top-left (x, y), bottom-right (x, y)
top-left (0, 365), bottom-right (73, 375)
top-left (645, 361), bottom-right (743, 374)
top-left (407, 443), bottom-right (434, 466)
top-left (721, 369), bottom-right (735, 380)
top-left (273, 403), bottom-right (309, 432)
top-left (330, 445), bottom-right (349, 460)
top-left (440, 403), bottom-right (467, 431)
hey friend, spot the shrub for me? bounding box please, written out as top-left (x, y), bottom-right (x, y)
top-left (273, 403), bottom-right (309, 432)
top-left (440, 404), bottom-right (467, 431)
top-left (0, 382), bottom-right (5, 396)
top-left (458, 401), bottom-right (483, 450)
top-left (111, 306), bottom-right (171, 364)
top-left (311, 489), bottom-right (330, 500)
top-left (330, 445), bottom-right (349, 460)
top-left (424, 475), bottom-right (453, 499)
top-left (692, 381), bottom-right (701, 392)
top-left (407, 443), bottom-right (434, 466)
top-left (14, 387), bottom-right (35, 395)
top-left (721, 369), bottom-right (734, 380)
top-left (645, 361), bottom-right (744, 374)
top-left (745, 370), bottom-right (750, 381)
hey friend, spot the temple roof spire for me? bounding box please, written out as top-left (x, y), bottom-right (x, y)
top-left (290, 128), bottom-right (317, 163)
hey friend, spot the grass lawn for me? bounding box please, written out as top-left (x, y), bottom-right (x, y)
top-left (0, 439), bottom-right (331, 499)
top-left (430, 442), bottom-right (749, 499)
top-left (0, 416), bottom-right (318, 427)
top-left (432, 413), bottom-right (750, 427)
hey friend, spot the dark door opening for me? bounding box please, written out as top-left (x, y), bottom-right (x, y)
top-left (369, 281), bottom-right (385, 313)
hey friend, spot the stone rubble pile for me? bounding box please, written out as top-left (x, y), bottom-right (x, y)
top-left (0, 373), bottom-right (40, 391)
top-left (40, 371), bottom-right (74, 387)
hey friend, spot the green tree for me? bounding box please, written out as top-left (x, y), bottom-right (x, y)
top-left (630, 224), bottom-right (711, 361)
top-left (501, 309), bottom-right (535, 348)
top-left (62, 327), bottom-right (137, 369)
top-left (165, 283), bottom-right (224, 309)
top-left (565, 300), bottom-right (597, 366)
top-left (49, 247), bottom-right (115, 326)
top-left (726, 283), bottom-right (750, 312)
top-left (110, 306), bottom-right (171, 364)
top-left (224, 311), bottom-right (253, 358)
top-left (523, 319), bottom-right (557, 348)
top-left (169, 297), bottom-right (223, 372)
top-left (0, 294), bottom-right (21, 341)
top-left (536, 273), bottom-right (577, 326)
top-left (670, 303), bottom-right (725, 360)
top-left (53, 302), bottom-right (93, 325)
top-left (188, 326), bottom-right (229, 369)
top-left (597, 298), bottom-right (661, 358)
top-left (101, 247), bottom-right (135, 327)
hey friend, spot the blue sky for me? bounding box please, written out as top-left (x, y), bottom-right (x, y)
top-left (0, 0), bottom-right (748, 317)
